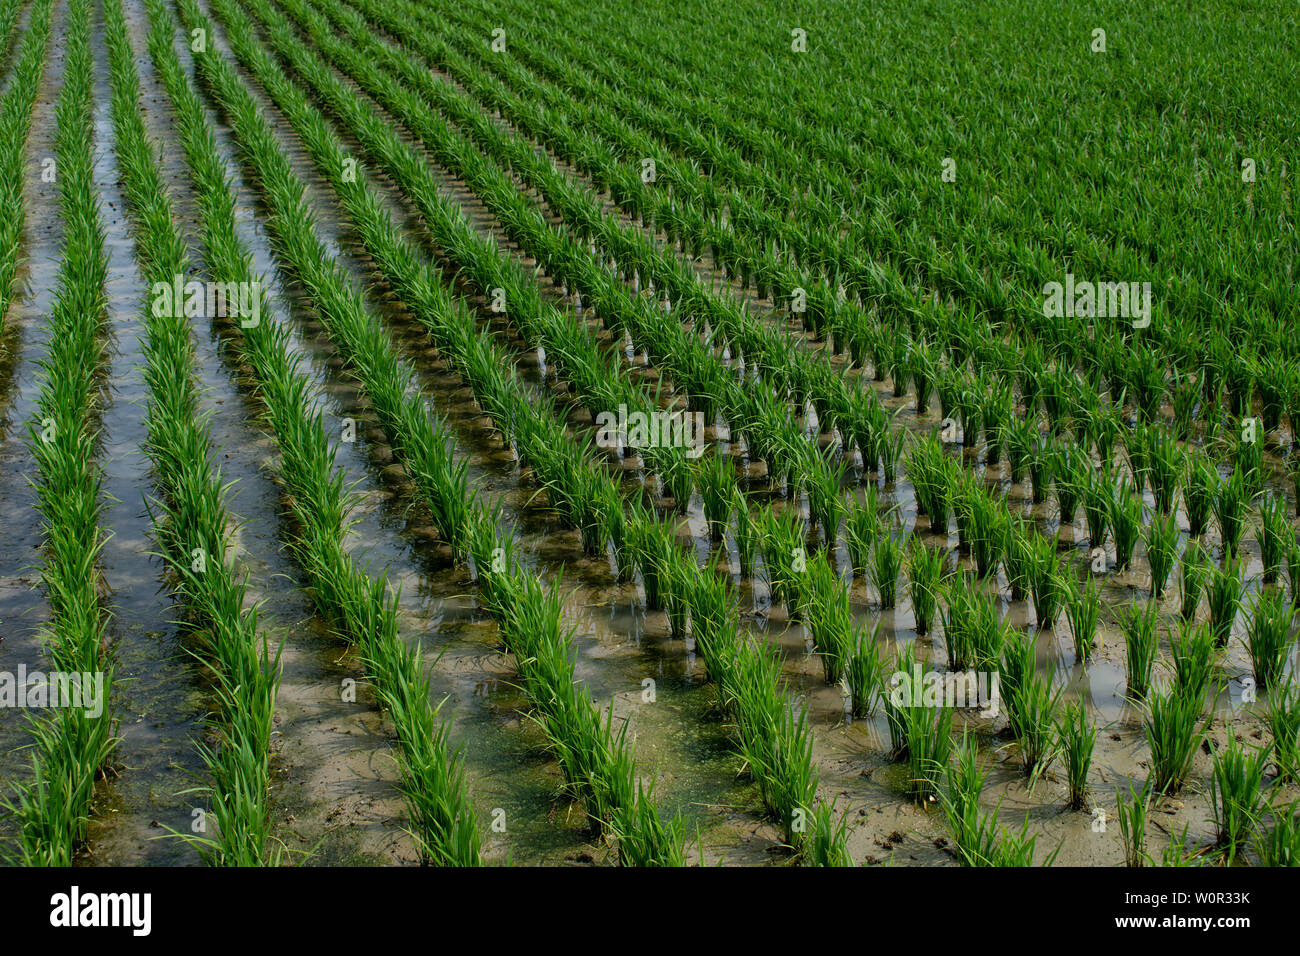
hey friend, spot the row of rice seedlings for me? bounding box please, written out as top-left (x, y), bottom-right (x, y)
top-left (105, 0), bottom-right (278, 865)
top-left (0, 0), bottom-right (53, 336)
top-left (224, 0), bottom-right (859, 866)
top-left (1, 0), bottom-right (116, 866)
top-left (181, 0), bottom-right (691, 862)
top-left (145, 0), bottom-right (482, 864)
top-left (680, 560), bottom-right (849, 861)
top-left (0, 0), bottom-right (24, 66)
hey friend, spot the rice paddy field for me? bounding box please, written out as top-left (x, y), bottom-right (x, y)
top-left (0, 0), bottom-right (1297, 871)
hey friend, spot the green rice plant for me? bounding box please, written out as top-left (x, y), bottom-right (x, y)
top-left (1065, 574), bottom-right (1100, 663)
top-left (1008, 666), bottom-right (1062, 782)
top-left (870, 527), bottom-right (905, 609)
top-left (969, 494), bottom-right (1005, 579)
top-left (1270, 684), bottom-right (1300, 784)
top-left (1209, 735), bottom-right (1271, 862)
top-left (1002, 520), bottom-right (1032, 602)
top-left (1052, 444), bottom-right (1086, 527)
top-left (658, 445), bottom-right (694, 514)
top-left (1123, 425), bottom-right (1151, 493)
top-left (843, 491), bottom-right (879, 578)
top-left (1179, 539), bottom-right (1207, 620)
top-left (1213, 465), bottom-right (1249, 556)
top-left (1255, 802), bottom-right (1300, 867)
top-left (1169, 620), bottom-right (1217, 709)
top-left (1083, 467), bottom-right (1111, 549)
top-left (1116, 779), bottom-right (1153, 867)
top-left (1235, 425), bottom-right (1265, 499)
top-left (1289, 543), bottom-right (1300, 608)
top-left (1161, 824), bottom-right (1207, 866)
top-left (803, 803), bottom-right (854, 867)
top-left (999, 626), bottom-right (1036, 727)
top-left (1110, 479), bottom-right (1143, 572)
top-left (802, 556), bottom-right (853, 683)
top-left (695, 453), bottom-right (734, 541)
top-left (846, 623), bottom-right (884, 718)
top-left (1182, 455), bottom-right (1216, 538)
top-left (1120, 601), bottom-right (1160, 700)
top-left (1244, 588), bottom-right (1297, 690)
top-left (1258, 493), bottom-right (1290, 585)
top-left (1206, 554), bottom-right (1243, 647)
top-left (881, 643), bottom-right (914, 759)
top-left (1026, 440), bottom-right (1053, 505)
top-left (1143, 684), bottom-right (1210, 794)
top-left (1055, 697), bottom-right (1096, 811)
top-left (981, 381), bottom-right (1012, 466)
top-left (1005, 415), bottom-right (1035, 485)
top-left (1145, 428), bottom-right (1181, 515)
top-left (941, 732), bottom-right (991, 865)
top-left (1145, 511), bottom-right (1180, 598)
top-left (805, 451), bottom-right (846, 547)
top-left (1171, 371), bottom-right (1201, 441)
top-left (732, 489), bottom-right (757, 578)
top-left (903, 701), bottom-right (954, 803)
top-left (1026, 532), bottom-right (1064, 629)
top-left (906, 541), bottom-right (947, 637)
top-left (909, 338), bottom-right (935, 414)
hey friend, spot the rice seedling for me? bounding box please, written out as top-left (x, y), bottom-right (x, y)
top-left (1258, 493), bottom-right (1289, 584)
top-left (1269, 683), bottom-right (1300, 785)
top-left (1064, 574), bottom-right (1100, 663)
top-left (1052, 444), bottom-right (1086, 528)
top-left (846, 623), bottom-right (884, 717)
top-left (1055, 698), bottom-right (1096, 811)
top-left (1289, 542), bottom-right (1300, 608)
top-left (1110, 479), bottom-right (1143, 572)
top-left (981, 381), bottom-right (1012, 466)
top-left (1143, 684), bottom-right (1210, 794)
top-left (1243, 588), bottom-right (1297, 691)
top-left (1179, 539), bottom-right (1208, 620)
top-left (1145, 428), bottom-right (1181, 515)
top-left (1206, 554), bottom-right (1243, 647)
top-left (1168, 620), bottom-right (1217, 709)
top-left (732, 488), bottom-right (757, 578)
top-left (906, 540), bottom-right (947, 636)
top-left (1007, 666), bottom-right (1062, 781)
top-left (1209, 735), bottom-right (1271, 861)
top-left (1161, 824), bottom-right (1206, 866)
top-left (902, 702), bottom-right (953, 803)
top-left (802, 556), bottom-right (853, 683)
top-left (1182, 455), bottom-right (1216, 538)
top-left (1213, 465), bottom-right (1249, 556)
top-left (694, 452), bottom-right (734, 541)
top-left (805, 451), bottom-right (846, 547)
top-left (881, 643), bottom-right (914, 759)
top-left (968, 494), bottom-right (1005, 579)
top-left (941, 732), bottom-right (991, 864)
top-left (1005, 414), bottom-right (1035, 485)
top-left (1082, 467), bottom-right (1111, 549)
top-left (870, 526), bottom-right (905, 609)
top-left (1026, 440), bottom-right (1053, 505)
top-left (1123, 426), bottom-right (1151, 493)
top-left (1145, 511), bottom-right (1180, 598)
top-left (1116, 779), bottom-right (1153, 867)
top-left (1254, 803), bottom-right (1300, 867)
top-left (1120, 601), bottom-right (1159, 700)
top-left (1235, 426), bottom-right (1265, 499)
top-left (842, 492), bottom-right (879, 578)
top-left (1026, 532), bottom-right (1064, 629)
top-left (1002, 520), bottom-right (1032, 602)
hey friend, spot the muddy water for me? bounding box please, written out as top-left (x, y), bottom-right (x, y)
top-left (0, 0), bottom-right (64, 843)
